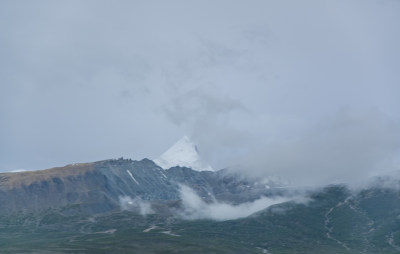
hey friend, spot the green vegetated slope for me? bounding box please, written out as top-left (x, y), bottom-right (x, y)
top-left (1, 185), bottom-right (400, 254)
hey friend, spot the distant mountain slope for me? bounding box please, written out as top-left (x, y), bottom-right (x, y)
top-left (2, 140), bottom-right (400, 253)
top-left (200, 185), bottom-right (400, 253)
top-left (0, 136), bottom-right (285, 215)
top-left (0, 158), bottom-right (176, 214)
top-left (0, 158), bottom-right (278, 215)
top-left (1, 185), bottom-right (400, 253)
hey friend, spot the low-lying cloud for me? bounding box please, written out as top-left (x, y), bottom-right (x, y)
top-left (177, 185), bottom-right (289, 221)
top-left (119, 196), bottom-right (154, 216)
top-left (1, 0), bottom-right (398, 192)
top-left (220, 108), bottom-right (400, 188)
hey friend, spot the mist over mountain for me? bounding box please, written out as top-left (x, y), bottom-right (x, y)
top-left (1, 137), bottom-right (400, 253)
top-left (1, 0), bottom-right (400, 253)
top-left (1, 0), bottom-right (399, 182)
top-left (0, 136), bottom-right (290, 216)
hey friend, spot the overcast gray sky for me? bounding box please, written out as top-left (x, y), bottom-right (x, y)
top-left (1, 0), bottom-right (399, 185)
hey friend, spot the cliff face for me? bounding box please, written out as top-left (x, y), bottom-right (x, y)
top-left (0, 158), bottom-right (276, 215)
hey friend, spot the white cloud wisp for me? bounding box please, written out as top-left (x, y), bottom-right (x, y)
top-left (177, 185), bottom-right (289, 221)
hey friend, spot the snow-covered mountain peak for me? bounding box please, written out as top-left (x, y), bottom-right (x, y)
top-left (153, 136), bottom-right (213, 172)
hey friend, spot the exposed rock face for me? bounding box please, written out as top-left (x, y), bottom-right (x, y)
top-left (0, 158), bottom-right (279, 215)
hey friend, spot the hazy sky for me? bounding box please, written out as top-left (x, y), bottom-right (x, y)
top-left (1, 0), bottom-right (399, 185)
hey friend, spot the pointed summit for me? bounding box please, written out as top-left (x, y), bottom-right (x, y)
top-left (153, 136), bottom-right (213, 172)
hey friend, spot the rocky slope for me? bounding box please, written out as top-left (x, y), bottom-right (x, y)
top-left (0, 158), bottom-right (281, 215)
top-left (1, 184), bottom-right (400, 253)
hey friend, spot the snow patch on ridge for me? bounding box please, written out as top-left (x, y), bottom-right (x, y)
top-left (127, 170), bottom-right (140, 185)
top-left (8, 169), bottom-right (27, 173)
top-left (153, 136), bottom-right (213, 172)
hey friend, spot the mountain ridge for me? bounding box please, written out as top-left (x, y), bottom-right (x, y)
top-left (0, 157), bottom-right (281, 215)
top-left (1, 157), bottom-right (400, 253)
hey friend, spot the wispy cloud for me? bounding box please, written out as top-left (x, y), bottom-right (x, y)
top-left (0, 0), bottom-right (399, 181)
top-left (176, 185), bottom-right (289, 221)
top-left (119, 196), bottom-right (154, 216)
top-left (236, 109), bottom-right (400, 187)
